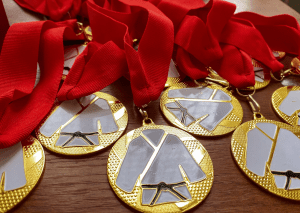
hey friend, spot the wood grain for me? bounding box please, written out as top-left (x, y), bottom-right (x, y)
top-left (12, 0), bottom-right (300, 212)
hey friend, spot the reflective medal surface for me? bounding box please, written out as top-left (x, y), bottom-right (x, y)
top-left (272, 86), bottom-right (300, 126)
top-left (63, 44), bottom-right (86, 79)
top-left (165, 59), bottom-right (184, 88)
top-left (272, 51), bottom-right (286, 60)
top-left (241, 59), bottom-right (271, 91)
top-left (0, 137), bottom-right (45, 212)
top-left (160, 82), bottom-right (243, 136)
top-left (108, 121), bottom-right (213, 212)
top-left (36, 92), bottom-right (128, 155)
top-left (231, 115), bottom-right (300, 199)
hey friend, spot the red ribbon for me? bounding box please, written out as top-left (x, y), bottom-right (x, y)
top-left (235, 12), bottom-right (300, 56)
top-left (14, 0), bottom-right (83, 21)
top-left (86, 0), bottom-right (174, 107)
top-left (0, 0), bottom-right (174, 148)
top-left (0, 20), bottom-right (84, 148)
top-left (0, 0), bottom-right (9, 52)
top-left (151, 0), bottom-right (288, 88)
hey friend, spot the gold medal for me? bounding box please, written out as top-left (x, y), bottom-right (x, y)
top-left (272, 51), bottom-right (286, 60)
top-left (165, 59), bottom-right (184, 88)
top-left (272, 86), bottom-right (300, 126)
top-left (107, 117), bottom-right (213, 212)
top-left (160, 81), bottom-right (243, 136)
top-left (241, 59), bottom-right (271, 91)
top-left (36, 92), bottom-right (128, 155)
top-left (0, 137), bottom-right (45, 212)
top-left (233, 91), bottom-right (300, 199)
top-left (231, 114), bottom-right (300, 199)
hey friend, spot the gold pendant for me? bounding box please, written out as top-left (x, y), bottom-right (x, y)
top-left (231, 113), bottom-right (300, 199)
top-left (272, 86), bottom-right (300, 126)
top-left (0, 137), bottom-right (45, 212)
top-left (107, 119), bottom-right (213, 212)
top-left (160, 81), bottom-right (243, 136)
top-left (36, 92), bottom-right (128, 155)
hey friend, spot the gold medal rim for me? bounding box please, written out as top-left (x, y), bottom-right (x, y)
top-left (107, 124), bottom-right (214, 212)
top-left (36, 92), bottom-right (128, 156)
top-left (0, 137), bottom-right (45, 213)
top-left (231, 118), bottom-right (300, 200)
top-left (165, 77), bottom-right (184, 88)
top-left (160, 82), bottom-right (243, 136)
top-left (273, 51), bottom-right (286, 60)
top-left (271, 86), bottom-right (300, 126)
top-left (241, 59), bottom-right (271, 91)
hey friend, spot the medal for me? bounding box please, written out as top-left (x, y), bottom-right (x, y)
top-left (251, 59), bottom-right (271, 90)
top-left (165, 59), bottom-right (184, 87)
top-left (107, 113), bottom-right (213, 212)
top-left (232, 91), bottom-right (300, 199)
top-left (271, 57), bottom-right (300, 126)
top-left (160, 79), bottom-right (243, 136)
top-left (272, 51), bottom-right (286, 60)
top-left (0, 137), bottom-right (45, 212)
top-left (36, 92), bottom-right (128, 155)
top-left (272, 86), bottom-right (300, 126)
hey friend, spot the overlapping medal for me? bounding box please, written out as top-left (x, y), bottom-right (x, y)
top-left (160, 81), bottom-right (243, 136)
top-left (0, 137), bottom-right (45, 212)
top-left (165, 59), bottom-right (184, 87)
top-left (107, 119), bottom-right (213, 212)
top-left (272, 86), bottom-right (300, 126)
top-left (36, 92), bottom-right (128, 155)
top-left (250, 59), bottom-right (271, 90)
top-left (231, 114), bottom-right (300, 199)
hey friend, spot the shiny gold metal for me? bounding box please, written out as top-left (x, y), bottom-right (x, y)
top-left (271, 57), bottom-right (300, 82)
top-left (236, 88), bottom-right (260, 116)
top-left (76, 22), bottom-right (84, 36)
top-left (36, 92), bottom-right (128, 155)
top-left (0, 137), bottom-right (45, 213)
top-left (107, 122), bottom-right (214, 212)
top-left (205, 77), bottom-right (230, 88)
top-left (290, 57), bottom-right (300, 75)
top-left (273, 51), bottom-right (286, 60)
top-left (84, 26), bottom-right (92, 42)
top-left (165, 60), bottom-right (184, 88)
top-left (242, 59), bottom-right (271, 90)
top-left (165, 76), bottom-right (184, 88)
top-left (231, 117), bottom-right (300, 200)
top-left (272, 86), bottom-right (300, 126)
top-left (161, 82), bottom-right (243, 136)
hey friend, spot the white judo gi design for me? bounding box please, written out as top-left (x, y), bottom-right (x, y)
top-left (278, 90), bottom-right (300, 125)
top-left (39, 94), bottom-right (118, 147)
top-left (0, 143), bottom-right (26, 191)
top-left (116, 129), bottom-right (206, 205)
top-left (165, 87), bottom-right (233, 131)
top-left (246, 122), bottom-right (300, 190)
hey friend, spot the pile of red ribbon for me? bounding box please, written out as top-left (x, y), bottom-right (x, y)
top-left (0, 0), bottom-right (300, 148)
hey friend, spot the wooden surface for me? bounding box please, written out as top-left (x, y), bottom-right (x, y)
top-left (12, 0), bottom-right (300, 212)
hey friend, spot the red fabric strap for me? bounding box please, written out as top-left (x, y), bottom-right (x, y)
top-left (14, 0), bottom-right (83, 21)
top-left (86, 0), bottom-right (174, 107)
top-left (154, 0), bottom-right (285, 88)
top-left (57, 41), bottom-right (126, 101)
top-left (0, 0), bottom-right (9, 52)
top-left (0, 20), bottom-right (84, 148)
top-left (235, 12), bottom-right (300, 56)
top-left (219, 17), bottom-right (284, 73)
